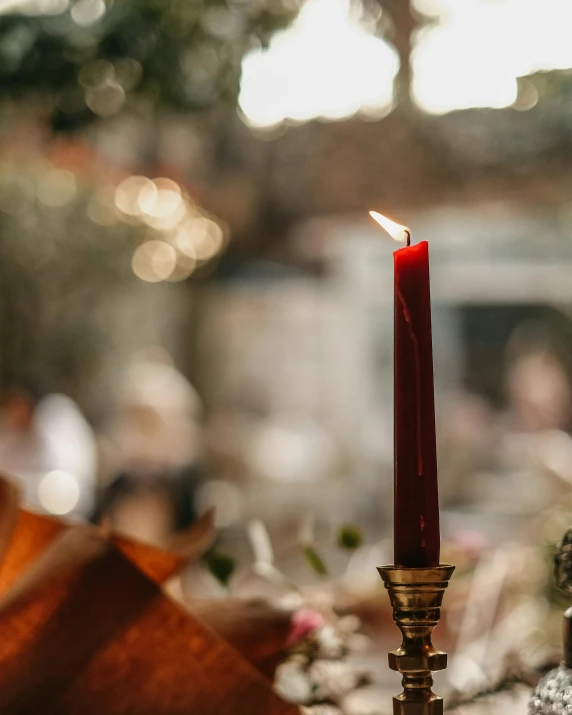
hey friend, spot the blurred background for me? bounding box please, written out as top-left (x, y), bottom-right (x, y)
top-left (1, 0), bottom-right (572, 710)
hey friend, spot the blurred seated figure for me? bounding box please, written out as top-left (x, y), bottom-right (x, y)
top-left (95, 349), bottom-right (203, 546)
top-left (481, 327), bottom-right (572, 514)
top-left (0, 385), bottom-right (97, 518)
top-left (505, 348), bottom-right (571, 434)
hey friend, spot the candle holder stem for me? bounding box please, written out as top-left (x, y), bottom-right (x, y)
top-left (378, 565), bottom-right (455, 715)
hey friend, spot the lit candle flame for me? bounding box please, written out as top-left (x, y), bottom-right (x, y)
top-left (369, 211), bottom-right (410, 245)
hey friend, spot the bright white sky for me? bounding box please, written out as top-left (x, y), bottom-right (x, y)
top-left (239, 0), bottom-right (572, 126)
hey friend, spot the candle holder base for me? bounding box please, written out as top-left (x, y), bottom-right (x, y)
top-left (378, 565), bottom-right (455, 715)
top-left (391, 691), bottom-right (443, 715)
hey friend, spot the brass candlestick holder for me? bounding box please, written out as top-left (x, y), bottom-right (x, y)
top-left (378, 564), bottom-right (455, 715)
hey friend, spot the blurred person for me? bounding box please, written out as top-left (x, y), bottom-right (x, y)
top-left (502, 320), bottom-right (572, 434)
top-left (95, 349), bottom-right (204, 546)
top-left (505, 349), bottom-right (571, 433)
top-left (484, 327), bottom-right (572, 513)
top-left (0, 384), bottom-right (97, 518)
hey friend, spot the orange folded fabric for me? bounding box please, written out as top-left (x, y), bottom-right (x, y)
top-left (0, 476), bottom-right (299, 715)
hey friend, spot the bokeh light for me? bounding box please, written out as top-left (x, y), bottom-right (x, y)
top-left (113, 58), bottom-right (143, 91)
top-left (240, 0), bottom-right (572, 121)
top-left (1, 0), bottom-right (70, 15)
top-left (131, 240), bottom-right (177, 283)
top-left (513, 77), bottom-right (540, 111)
top-left (78, 60), bottom-right (114, 89)
top-left (86, 82), bottom-right (125, 118)
top-left (70, 0), bottom-right (105, 26)
top-left (166, 244), bottom-right (197, 283)
top-left (38, 469), bottom-right (80, 515)
top-left (166, 257), bottom-right (197, 282)
top-left (195, 480), bottom-right (243, 529)
top-left (239, 0), bottom-right (398, 127)
top-left (176, 216), bottom-right (225, 261)
top-left (139, 178), bottom-right (182, 220)
top-left (115, 176), bottom-right (155, 217)
top-left (413, 0), bottom-right (572, 114)
top-left (108, 174), bottom-right (227, 282)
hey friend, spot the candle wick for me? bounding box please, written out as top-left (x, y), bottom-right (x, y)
top-left (405, 230), bottom-right (411, 247)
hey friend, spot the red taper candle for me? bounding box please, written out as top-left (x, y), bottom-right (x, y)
top-left (393, 239), bottom-right (439, 567)
top-left (370, 212), bottom-right (440, 567)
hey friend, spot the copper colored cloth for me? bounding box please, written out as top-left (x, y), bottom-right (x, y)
top-left (0, 478), bottom-right (298, 715)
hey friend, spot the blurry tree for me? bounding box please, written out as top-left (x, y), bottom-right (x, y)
top-left (373, 0), bottom-right (416, 109)
top-left (0, 158), bottom-right (231, 408)
top-left (0, 163), bottom-right (136, 405)
top-left (0, 0), bottom-right (303, 406)
top-left (0, 0), bottom-right (300, 130)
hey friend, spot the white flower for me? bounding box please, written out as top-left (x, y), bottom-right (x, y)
top-left (274, 662), bottom-right (313, 704)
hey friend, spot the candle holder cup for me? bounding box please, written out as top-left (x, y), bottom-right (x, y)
top-left (378, 564), bottom-right (455, 715)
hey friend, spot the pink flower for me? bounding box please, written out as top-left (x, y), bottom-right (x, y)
top-left (454, 529), bottom-right (489, 560)
top-left (288, 608), bottom-right (326, 645)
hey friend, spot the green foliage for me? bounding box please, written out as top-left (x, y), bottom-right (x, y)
top-left (0, 163), bottom-right (139, 400)
top-left (302, 545), bottom-right (328, 576)
top-left (204, 550), bottom-right (236, 587)
top-left (337, 524), bottom-right (363, 550)
top-left (0, 0), bottom-right (300, 130)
